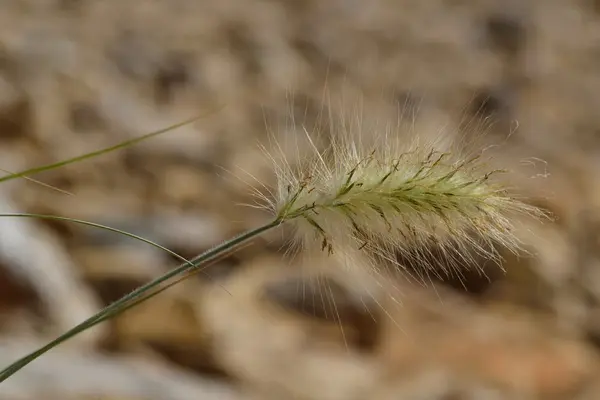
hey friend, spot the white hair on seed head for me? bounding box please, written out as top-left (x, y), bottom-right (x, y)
top-left (250, 96), bottom-right (548, 288)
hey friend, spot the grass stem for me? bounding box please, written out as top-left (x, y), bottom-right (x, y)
top-left (0, 218), bottom-right (281, 383)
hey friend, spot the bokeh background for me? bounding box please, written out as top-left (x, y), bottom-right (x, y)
top-left (1, 0), bottom-right (600, 399)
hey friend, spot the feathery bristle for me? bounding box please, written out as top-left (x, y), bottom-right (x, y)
top-left (256, 110), bottom-right (547, 284)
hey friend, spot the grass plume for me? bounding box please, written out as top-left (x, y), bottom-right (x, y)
top-left (0, 103), bottom-right (547, 382)
top-left (257, 109), bottom-right (548, 285)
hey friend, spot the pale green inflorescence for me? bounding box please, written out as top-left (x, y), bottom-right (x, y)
top-left (269, 128), bottom-right (546, 281)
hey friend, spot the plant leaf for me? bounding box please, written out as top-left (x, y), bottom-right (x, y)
top-left (0, 105), bottom-right (223, 184)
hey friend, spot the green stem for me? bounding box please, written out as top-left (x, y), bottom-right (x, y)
top-left (0, 218), bottom-right (282, 383)
top-left (0, 109), bottom-right (220, 184)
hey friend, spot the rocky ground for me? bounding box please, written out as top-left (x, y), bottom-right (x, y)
top-left (1, 0), bottom-right (600, 399)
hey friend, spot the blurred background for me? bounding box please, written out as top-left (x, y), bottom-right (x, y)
top-left (1, 0), bottom-right (600, 399)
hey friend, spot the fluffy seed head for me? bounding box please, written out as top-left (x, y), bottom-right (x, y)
top-left (254, 106), bottom-right (548, 284)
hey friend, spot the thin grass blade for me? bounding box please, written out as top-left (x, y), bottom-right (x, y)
top-left (0, 218), bottom-right (281, 382)
top-left (0, 106), bottom-right (223, 184)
